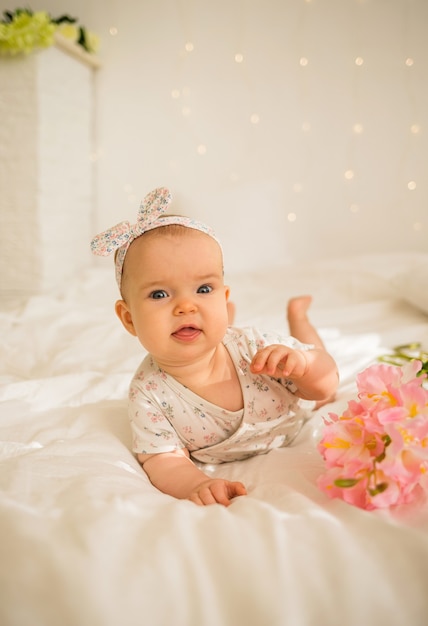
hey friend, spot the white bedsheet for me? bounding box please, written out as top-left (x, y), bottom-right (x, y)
top-left (1, 253), bottom-right (428, 626)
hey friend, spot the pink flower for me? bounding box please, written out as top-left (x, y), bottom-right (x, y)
top-left (317, 360), bottom-right (428, 510)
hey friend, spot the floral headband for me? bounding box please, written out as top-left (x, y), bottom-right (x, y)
top-left (90, 187), bottom-right (221, 290)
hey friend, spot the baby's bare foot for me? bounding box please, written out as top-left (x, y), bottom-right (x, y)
top-left (287, 295), bottom-right (312, 323)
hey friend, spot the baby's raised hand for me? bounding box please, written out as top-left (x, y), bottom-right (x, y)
top-left (250, 344), bottom-right (308, 379)
top-left (188, 478), bottom-right (247, 507)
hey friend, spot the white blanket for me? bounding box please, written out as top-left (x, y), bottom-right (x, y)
top-left (1, 253), bottom-right (428, 626)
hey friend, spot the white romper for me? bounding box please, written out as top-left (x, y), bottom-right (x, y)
top-left (129, 326), bottom-right (315, 464)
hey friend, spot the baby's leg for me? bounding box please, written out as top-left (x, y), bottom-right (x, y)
top-left (288, 296), bottom-right (336, 406)
top-left (287, 296), bottom-right (325, 349)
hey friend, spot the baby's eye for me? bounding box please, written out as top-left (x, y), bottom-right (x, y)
top-left (150, 290), bottom-right (168, 299)
top-left (197, 284), bottom-right (213, 294)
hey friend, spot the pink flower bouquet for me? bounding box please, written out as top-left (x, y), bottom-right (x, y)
top-left (317, 360), bottom-right (428, 510)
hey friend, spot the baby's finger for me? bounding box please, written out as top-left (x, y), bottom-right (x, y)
top-left (198, 486), bottom-right (220, 506)
top-left (210, 483), bottom-right (236, 506)
top-left (258, 346), bottom-right (292, 376)
top-left (276, 353), bottom-right (296, 377)
top-left (229, 482), bottom-right (248, 498)
top-left (188, 493), bottom-right (204, 506)
top-left (252, 346), bottom-right (285, 373)
top-left (281, 351), bottom-right (308, 378)
top-left (250, 348), bottom-right (270, 372)
top-left (265, 350), bottom-right (289, 375)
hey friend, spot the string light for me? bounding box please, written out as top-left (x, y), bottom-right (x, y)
top-left (165, 2), bottom-right (425, 248)
top-left (109, 27), bottom-right (118, 36)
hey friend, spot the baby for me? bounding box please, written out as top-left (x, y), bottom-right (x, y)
top-left (91, 188), bottom-right (338, 507)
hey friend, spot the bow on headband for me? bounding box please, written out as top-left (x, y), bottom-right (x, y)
top-left (90, 187), bottom-right (221, 291)
top-left (90, 187), bottom-right (172, 258)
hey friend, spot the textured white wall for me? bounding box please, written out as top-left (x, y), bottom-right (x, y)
top-left (1, 0), bottom-right (427, 277)
top-left (0, 45), bottom-right (94, 293)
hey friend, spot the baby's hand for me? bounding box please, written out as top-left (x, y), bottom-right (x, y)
top-left (250, 344), bottom-right (307, 379)
top-left (188, 478), bottom-right (247, 507)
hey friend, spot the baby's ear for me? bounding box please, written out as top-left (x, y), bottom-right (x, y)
top-left (115, 300), bottom-right (137, 336)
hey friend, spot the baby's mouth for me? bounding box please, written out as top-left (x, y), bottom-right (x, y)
top-left (172, 326), bottom-right (202, 341)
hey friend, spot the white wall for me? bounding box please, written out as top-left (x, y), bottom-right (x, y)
top-left (2, 0), bottom-right (427, 273)
top-left (0, 45), bottom-right (94, 293)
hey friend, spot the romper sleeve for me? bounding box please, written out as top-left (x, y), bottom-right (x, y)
top-left (128, 363), bottom-right (186, 456)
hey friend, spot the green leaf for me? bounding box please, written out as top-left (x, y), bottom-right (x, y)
top-left (77, 25), bottom-right (88, 51)
top-left (52, 15), bottom-right (77, 25)
top-left (334, 478), bottom-right (360, 488)
top-left (368, 482), bottom-right (388, 496)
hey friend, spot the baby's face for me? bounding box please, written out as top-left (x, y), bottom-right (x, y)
top-left (117, 229), bottom-right (230, 369)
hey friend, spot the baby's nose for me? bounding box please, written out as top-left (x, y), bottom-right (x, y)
top-left (173, 298), bottom-right (198, 315)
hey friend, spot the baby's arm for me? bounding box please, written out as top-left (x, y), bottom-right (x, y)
top-left (138, 448), bottom-right (247, 506)
top-left (250, 344), bottom-right (338, 401)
